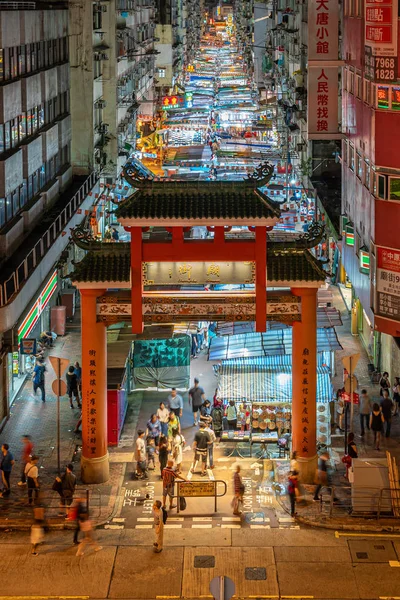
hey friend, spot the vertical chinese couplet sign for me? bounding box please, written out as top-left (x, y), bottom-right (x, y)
top-left (307, 67), bottom-right (339, 137)
top-left (308, 0), bottom-right (339, 139)
top-left (308, 0), bottom-right (339, 60)
top-left (87, 348), bottom-right (98, 457)
top-left (301, 347), bottom-right (311, 456)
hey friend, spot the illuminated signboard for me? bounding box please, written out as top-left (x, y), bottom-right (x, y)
top-left (161, 95), bottom-right (185, 110)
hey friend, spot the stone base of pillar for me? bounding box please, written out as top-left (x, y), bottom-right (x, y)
top-left (297, 454), bottom-right (318, 484)
top-left (81, 453), bottom-right (110, 484)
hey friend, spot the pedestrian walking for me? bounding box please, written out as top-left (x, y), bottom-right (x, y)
top-left (359, 389), bottom-right (372, 436)
top-left (204, 423), bottom-right (216, 469)
top-left (171, 428), bottom-right (185, 474)
top-left (66, 365), bottom-right (81, 409)
top-left (393, 377), bottom-right (400, 415)
top-left (32, 358), bottom-right (46, 402)
top-left (74, 410), bottom-right (82, 434)
top-left (370, 402), bottom-right (385, 449)
top-left (0, 444), bottom-right (14, 497)
top-left (200, 399), bottom-right (212, 425)
top-left (192, 422), bottom-right (211, 476)
top-left (146, 414), bottom-right (161, 447)
top-left (161, 459), bottom-right (188, 510)
top-left (211, 400), bottom-right (224, 441)
top-left (159, 435), bottom-right (169, 478)
top-left (30, 506), bottom-right (45, 556)
top-left (343, 433), bottom-right (358, 479)
top-left (313, 452), bottom-right (330, 501)
top-left (189, 378), bottom-right (206, 426)
top-left (134, 430), bottom-right (148, 479)
top-left (146, 437), bottom-right (156, 470)
top-left (167, 389), bottom-right (183, 418)
top-left (74, 361), bottom-right (82, 399)
top-left (112, 227), bottom-right (119, 242)
top-left (58, 463), bottom-right (77, 517)
top-left (157, 402), bottom-right (170, 437)
top-left (287, 470), bottom-right (299, 517)
top-left (18, 435), bottom-right (33, 486)
top-left (25, 455), bottom-right (40, 505)
top-left (71, 497), bottom-right (87, 545)
top-left (379, 372), bottom-right (391, 397)
top-left (75, 513), bottom-right (102, 556)
top-left (152, 500), bottom-right (164, 553)
top-left (167, 411), bottom-right (181, 442)
top-left (381, 390), bottom-right (394, 437)
top-left (232, 465), bottom-right (244, 515)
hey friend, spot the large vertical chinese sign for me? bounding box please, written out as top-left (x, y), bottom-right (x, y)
top-left (376, 246), bottom-right (400, 322)
top-left (308, 0), bottom-right (340, 139)
top-left (365, 0), bottom-right (398, 82)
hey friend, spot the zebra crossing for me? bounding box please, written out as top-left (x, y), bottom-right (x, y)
top-left (104, 515), bottom-right (300, 530)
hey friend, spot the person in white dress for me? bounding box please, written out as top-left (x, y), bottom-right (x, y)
top-left (172, 427), bottom-right (185, 474)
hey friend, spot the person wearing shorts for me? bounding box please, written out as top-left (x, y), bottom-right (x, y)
top-left (161, 459), bottom-right (187, 510)
top-left (189, 378), bottom-right (206, 426)
top-left (191, 422), bottom-right (211, 476)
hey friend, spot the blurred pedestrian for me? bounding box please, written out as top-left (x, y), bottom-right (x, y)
top-left (30, 506), bottom-right (45, 556)
top-left (192, 422), bottom-right (211, 476)
top-left (76, 513), bottom-right (102, 556)
top-left (287, 470), bottom-right (299, 517)
top-left (146, 414), bottom-right (161, 447)
top-left (189, 378), bottom-right (206, 426)
top-left (171, 427), bottom-right (185, 474)
top-left (370, 403), bottom-right (385, 450)
top-left (146, 437), bottom-right (156, 470)
top-left (313, 452), bottom-right (330, 501)
top-left (211, 400), bottom-right (223, 441)
top-left (32, 358), bottom-right (46, 403)
top-left (18, 435), bottom-right (33, 487)
top-left (66, 365), bottom-right (81, 409)
top-left (0, 444), bottom-right (14, 497)
top-left (167, 411), bottom-right (181, 442)
top-left (71, 497), bottom-right (87, 545)
top-left (200, 399), bottom-right (212, 425)
top-left (74, 362), bottom-right (82, 399)
top-left (359, 389), bottom-right (372, 436)
top-left (204, 422), bottom-right (216, 469)
top-left (74, 410), bottom-right (82, 434)
top-left (25, 455), bottom-right (40, 505)
top-left (379, 372), bottom-right (390, 397)
top-left (152, 500), bottom-right (164, 553)
top-left (112, 228), bottom-right (119, 242)
top-left (161, 459), bottom-right (187, 510)
top-left (393, 377), bottom-right (400, 415)
top-left (233, 465), bottom-right (244, 515)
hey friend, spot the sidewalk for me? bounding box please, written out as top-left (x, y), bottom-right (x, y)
top-left (0, 310), bottom-right (134, 529)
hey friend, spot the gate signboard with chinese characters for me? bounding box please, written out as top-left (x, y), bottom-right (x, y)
top-left (142, 261), bottom-right (255, 286)
top-left (376, 246), bottom-right (400, 322)
top-left (96, 292), bottom-right (302, 324)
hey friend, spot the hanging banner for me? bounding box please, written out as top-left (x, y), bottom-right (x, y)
top-left (376, 246), bottom-right (400, 322)
top-left (365, 0), bottom-right (398, 57)
top-left (307, 67), bottom-right (338, 138)
top-left (308, 0), bottom-right (339, 60)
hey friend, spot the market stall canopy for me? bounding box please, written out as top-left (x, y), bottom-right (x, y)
top-left (214, 355), bottom-right (333, 402)
top-left (208, 327), bottom-right (342, 361)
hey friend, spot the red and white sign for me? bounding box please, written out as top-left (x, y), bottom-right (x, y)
top-left (308, 0), bottom-right (339, 61)
top-left (376, 246), bottom-right (400, 322)
top-left (307, 67), bottom-right (338, 138)
top-left (365, 0), bottom-right (398, 56)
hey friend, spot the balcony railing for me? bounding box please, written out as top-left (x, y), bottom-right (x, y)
top-left (0, 171), bottom-right (98, 308)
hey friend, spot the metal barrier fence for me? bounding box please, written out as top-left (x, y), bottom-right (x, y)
top-left (319, 486), bottom-right (400, 521)
top-left (0, 172), bottom-right (97, 307)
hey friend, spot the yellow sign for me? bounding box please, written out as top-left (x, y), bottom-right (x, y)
top-left (179, 481), bottom-right (216, 497)
top-left (143, 261), bottom-right (255, 285)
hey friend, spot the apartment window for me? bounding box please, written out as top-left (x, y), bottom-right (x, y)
top-left (11, 117), bottom-right (19, 147)
top-left (356, 152), bottom-right (363, 179)
top-left (356, 75), bottom-right (362, 98)
top-left (349, 145), bottom-right (355, 171)
top-left (17, 45), bottom-right (25, 76)
top-left (357, 0), bottom-right (363, 17)
top-left (19, 112), bottom-right (26, 140)
top-left (4, 121), bottom-right (11, 151)
top-left (364, 160), bottom-right (370, 189)
top-left (158, 68), bottom-right (166, 78)
top-left (377, 85), bottom-right (390, 109)
top-left (392, 87), bottom-right (400, 110)
top-left (0, 198), bottom-right (5, 228)
top-left (94, 59), bottom-right (102, 79)
top-left (349, 71), bottom-right (355, 94)
top-left (343, 141), bottom-right (348, 164)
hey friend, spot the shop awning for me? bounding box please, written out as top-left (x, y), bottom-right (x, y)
top-left (208, 327), bottom-right (342, 361)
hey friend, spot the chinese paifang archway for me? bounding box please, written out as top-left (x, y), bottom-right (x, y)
top-left (69, 162), bottom-right (327, 484)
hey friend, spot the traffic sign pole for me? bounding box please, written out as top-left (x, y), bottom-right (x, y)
top-left (57, 357), bottom-right (61, 475)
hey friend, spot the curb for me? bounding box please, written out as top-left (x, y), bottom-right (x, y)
top-left (295, 514), bottom-right (400, 532)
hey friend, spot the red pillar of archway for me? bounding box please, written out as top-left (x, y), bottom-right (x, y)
top-left (255, 226), bottom-right (267, 332)
top-left (80, 289), bottom-right (109, 483)
top-left (291, 287), bottom-right (318, 482)
top-left (130, 226), bottom-right (144, 334)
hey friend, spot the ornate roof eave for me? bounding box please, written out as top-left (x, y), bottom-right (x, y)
top-left (268, 221), bottom-right (325, 252)
top-left (70, 222), bottom-right (130, 254)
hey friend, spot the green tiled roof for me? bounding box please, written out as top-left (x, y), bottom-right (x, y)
top-left (268, 250), bottom-right (326, 282)
top-left (71, 252), bottom-right (130, 283)
top-left (115, 182), bottom-right (280, 222)
top-left (70, 248), bottom-right (326, 284)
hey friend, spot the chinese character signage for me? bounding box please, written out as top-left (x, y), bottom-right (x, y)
top-left (307, 67), bottom-right (338, 138)
top-left (308, 0), bottom-right (339, 60)
top-left (376, 246), bottom-right (400, 322)
top-left (365, 0), bottom-right (398, 57)
top-left (161, 95), bottom-right (185, 110)
top-left (142, 261), bottom-right (256, 285)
